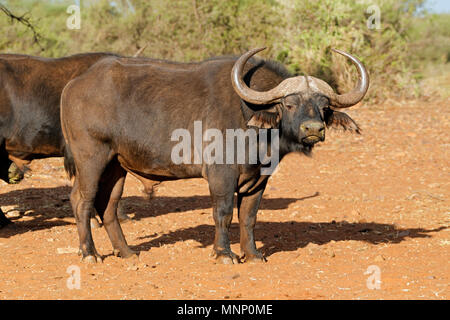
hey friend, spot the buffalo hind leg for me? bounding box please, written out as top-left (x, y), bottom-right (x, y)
top-left (94, 160), bottom-right (137, 259)
top-left (71, 177), bottom-right (101, 230)
top-left (92, 202), bottom-right (130, 227)
top-left (72, 181), bottom-right (102, 263)
top-left (71, 147), bottom-right (115, 263)
top-left (237, 184), bottom-right (267, 263)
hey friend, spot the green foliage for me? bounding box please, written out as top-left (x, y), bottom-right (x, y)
top-left (407, 12), bottom-right (450, 98)
top-left (278, 0), bottom-right (428, 101)
top-left (408, 13), bottom-right (450, 66)
top-left (0, 0), bottom-right (447, 103)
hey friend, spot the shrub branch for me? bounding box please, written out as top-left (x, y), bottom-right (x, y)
top-left (0, 4), bottom-right (44, 51)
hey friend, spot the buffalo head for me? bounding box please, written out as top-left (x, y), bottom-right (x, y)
top-left (231, 48), bottom-right (369, 149)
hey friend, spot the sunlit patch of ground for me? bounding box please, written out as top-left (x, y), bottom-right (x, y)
top-left (0, 100), bottom-right (448, 299)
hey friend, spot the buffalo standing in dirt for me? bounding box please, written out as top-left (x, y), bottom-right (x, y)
top-left (0, 52), bottom-right (128, 227)
top-left (60, 48), bottom-right (368, 263)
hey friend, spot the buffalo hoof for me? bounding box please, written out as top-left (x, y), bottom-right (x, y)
top-left (90, 217), bottom-right (102, 229)
top-left (242, 252), bottom-right (267, 264)
top-left (114, 248), bottom-right (139, 259)
top-left (211, 249), bottom-right (240, 265)
top-left (82, 254), bottom-right (103, 264)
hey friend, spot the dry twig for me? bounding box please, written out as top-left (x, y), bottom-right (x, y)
top-left (0, 4), bottom-right (44, 51)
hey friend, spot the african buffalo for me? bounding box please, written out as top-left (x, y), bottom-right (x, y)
top-left (0, 52), bottom-right (128, 227)
top-left (60, 48), bottom-right (368, 263)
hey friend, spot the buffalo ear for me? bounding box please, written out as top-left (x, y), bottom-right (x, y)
top-left (247, 106), bottom-right (282, 129)
top-left (324, 108), bottom-right (361, 134)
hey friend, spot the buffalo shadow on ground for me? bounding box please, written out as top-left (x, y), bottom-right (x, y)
top-left (0, 186), bottom-right (315, 238)
top-left (0, 186), bottom-right (446, 258)
top-left (133, 221), bottom-right (446, 258)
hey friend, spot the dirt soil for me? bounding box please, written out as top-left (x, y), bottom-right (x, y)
top-left (0, 101), bottom-right (448, 300)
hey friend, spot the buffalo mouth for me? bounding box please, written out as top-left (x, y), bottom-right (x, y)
top-left (301, 135), bottom-right (324, 145)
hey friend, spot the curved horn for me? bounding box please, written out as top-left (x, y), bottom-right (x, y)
top-left (329, 49), bottom-right (369, 108)
top-left (231, 47), bottom-right (285, 105)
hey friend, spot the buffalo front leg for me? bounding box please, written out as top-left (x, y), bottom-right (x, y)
top-left (237, 185), bottom-right (267, 263)
top-left (208, 168), bottom-right (239, 264)
top-left (210, 192), bottom-right (238, 264)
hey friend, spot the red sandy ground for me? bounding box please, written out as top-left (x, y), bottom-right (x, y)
top-left (0, 101), bottom-right (448, 299)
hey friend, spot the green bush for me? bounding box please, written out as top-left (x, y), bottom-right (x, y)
top-left (1, 0), bottom-right (446, 103)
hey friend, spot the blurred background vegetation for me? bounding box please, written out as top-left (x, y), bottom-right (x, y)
top-left (0, 0), bottom-right (449, 103)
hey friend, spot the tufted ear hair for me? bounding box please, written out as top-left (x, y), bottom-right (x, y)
top-left (247, 105), bottom-right (282, 129)
top-left (324, 108), bottom-right (361, 134)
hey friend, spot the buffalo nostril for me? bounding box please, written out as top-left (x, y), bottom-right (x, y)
top-left (301, 122), bottom-right (325, 134)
